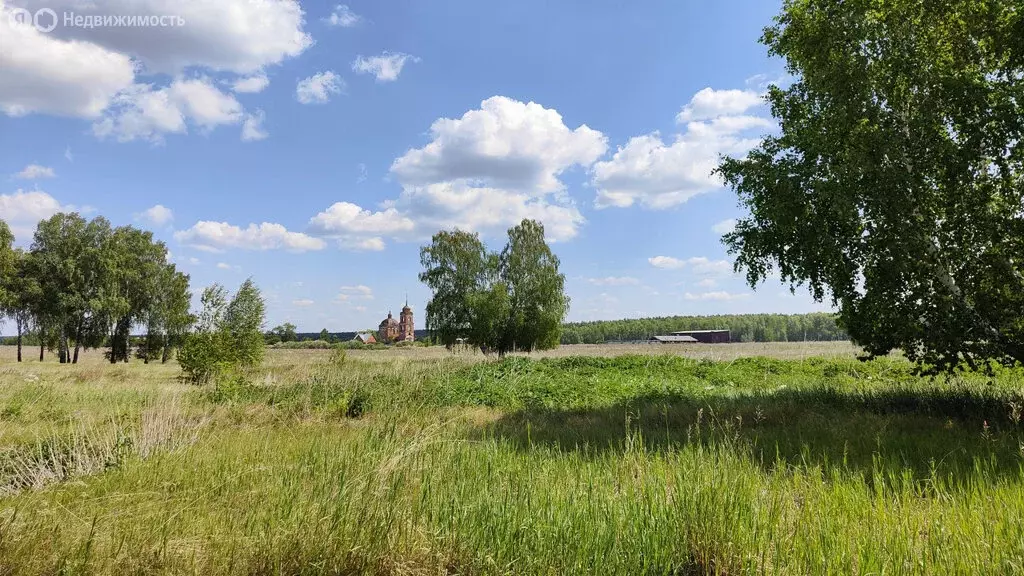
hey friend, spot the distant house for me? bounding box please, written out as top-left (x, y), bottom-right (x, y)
top-left (649, 335), bottom-right (699, 344)
top-left (669, 330), bottom-right (731, 344)
top-left (354, 333), bottom-right (377, 345)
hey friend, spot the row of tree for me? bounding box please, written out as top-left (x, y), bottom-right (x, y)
top-left (419, 219), bottom-right (569, 356)
top-left (0, 214), bottom-right (192, 364)
top-left (560, 312), bottom-right (846, 344)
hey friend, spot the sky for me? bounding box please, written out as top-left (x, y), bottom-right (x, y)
top-left (0, 0), bottom-right (831, 332)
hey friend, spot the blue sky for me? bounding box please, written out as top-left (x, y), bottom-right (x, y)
top-left (0, 0), bottom-right (829, 332)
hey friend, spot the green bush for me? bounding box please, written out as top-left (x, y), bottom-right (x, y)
top-left (178, 332), bottom-right (234, 385)
top-left (329, 347), bottom-right (347, 367)
top-left (271, 340), bottom-right (334, 350)
top-left (179, 280), bottom-right (266, 384)
top-left (334, 341), bottom-right (366, 350)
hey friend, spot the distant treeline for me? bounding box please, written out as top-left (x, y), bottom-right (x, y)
top-left (560, 313), bottom-right (847, 344)
top-left (4, 315), bottom-right (847, 348)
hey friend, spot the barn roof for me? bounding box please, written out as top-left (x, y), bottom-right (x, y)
top-left (670, 330), bottom-right (730, 335)
top-left (650, 335), bottom-right (699, 343)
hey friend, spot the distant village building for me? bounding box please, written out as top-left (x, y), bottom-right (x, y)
top-left (670, 330), bottom-right (731, 344)
top-left (354, 333), bottom-right (377, 345)
top-left (648, 335), bottom-right (699, 344)
top-left (378, 301), bottom-right (415, 344)
top-left (648, 330), bottom-right (731, 344)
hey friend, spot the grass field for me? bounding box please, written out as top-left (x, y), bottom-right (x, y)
top-left (1, 343), bottom-right (1023, 574)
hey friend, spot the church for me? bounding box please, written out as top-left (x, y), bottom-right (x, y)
top-left (378, 301), bottom-right (414, 343)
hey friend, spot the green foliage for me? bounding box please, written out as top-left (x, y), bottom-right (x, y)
top-left (104, 225), bottom-right (170, 363)
top-left (561, 312), bottom-right (846, 344)
top-left (499, 220), bottom-right (569, 352)
top-left (177, 331), bottom-right (234, 385)
top-left (223, 278), bottom-right (266, 367)
top-left (30, 213), bottom-right (110, 362)
top-left (271, 340), bottom-right (334, 349)
top-left (268, 322), bottom-right (298, 344)
top-left (0, 220), bottom-right (15, 312)
top-left (329, 346), bottom-right (347, 367)
top-left (178, 281), bottom-right (266, 384)
top-left (420, 219), bottom-right (569, 355)
top-left (717, 0), bottom-right (1024, 372)
top-left (2, 212), bottom-right (188, 365)
top-left (419, 229), bottom-right (491, 348)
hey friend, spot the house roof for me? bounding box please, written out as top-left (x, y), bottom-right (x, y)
top-left (670, 330), bottom-right (730, 335)
top-left (650, 335), bottom-right (699, 343)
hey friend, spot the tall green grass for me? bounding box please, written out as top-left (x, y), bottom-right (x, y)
top-left (1, 352), bottom-right (1024, 574)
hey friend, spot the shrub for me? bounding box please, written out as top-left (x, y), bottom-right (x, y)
top-left (272, 340), bottom-right (333, 350)
top-left (178, 332), bottom-right (233, 384)
top-left (329, 347), bottom-right (347, 367)
top-left (179, 280), bottom-right (267, 384)
top-left (335, 341), bottom-right (366, 350)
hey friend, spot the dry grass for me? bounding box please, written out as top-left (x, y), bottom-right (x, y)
top-left (336, 341), bottom-right (863, 363)
top-left (0, 341), bottom-right (861, 366)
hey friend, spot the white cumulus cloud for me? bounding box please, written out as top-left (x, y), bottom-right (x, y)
top-left (174, 221), bottom-right (326, 253)
top-left (232, 74), bottom-right (270, 94)
top-left (684, 291), bottom-right (750, 301)
top-left (352, 52), bottom-right (419, 82)
top-left (92, 77), bottom-right (245, 142)
top-left (648, 256), bottom-right (686, 270)
top-left (296, 71), bottom-right (344, 104)
top-left (338, 285), bottom-right (374, 301)
top-left (0, 0), bottom-right (311, 121)
top-left (676, 88), bottom-right (764, 123)
top-left (392, 182), bottom-right (585, 243)
top-left (0, 189), bottom-right (74, 241)
top-left (325, 5), bottom-right (361, 27)
top-left (308, 96), bottom-right (603, 250)
top-left (0, 4), bottom-right (135, 118)
top-left (648, 256), bottom-right (732, 275)
top-left (241, 109), bottom-right (268, 141)
top-left (592, 87), bottom-right (772, 209)
top-left (712, 218), bottom-right (737, 235)
top-left (393, 96), bottom-right (606, 193)
top-left (33, 0), bottom-right (312, 75)
top-left (135, 204), bottom-right (174, 226)
top-left (686, 257), bottom-right (733, 276)
top-left (308, 202), bottom-right (413, 250)
top-left (586, 276), bottom-right (641, 286)
top-left (14, 164), bottom-right (56, 179)
top-left (308, 202), bottom-right (415, 236)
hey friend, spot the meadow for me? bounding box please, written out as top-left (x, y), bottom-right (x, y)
top-left (1, 343), bottom-right (1023, 575)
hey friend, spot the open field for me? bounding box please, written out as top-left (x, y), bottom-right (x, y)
top-left (1, 343), bottom-right (1024, 574)
top-left (287, 341), bottom-right (862, 363)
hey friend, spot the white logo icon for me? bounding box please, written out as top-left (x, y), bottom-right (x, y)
top-left (7, 7), bottom-right (59, 33)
